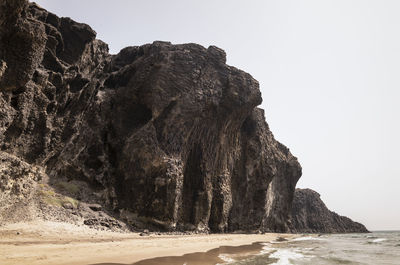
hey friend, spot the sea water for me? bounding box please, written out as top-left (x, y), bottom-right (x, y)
top-left (220, 231), bottom-right (400, 265)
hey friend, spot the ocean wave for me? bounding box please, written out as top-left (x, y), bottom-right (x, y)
top-left (269, 249), bottom-right (306, 265)
top-left (371, 238), bottom-right (387, 243)
top-left (321, 255), bottom-right (353, 264)
top-left (292, 236), bottom-right (324, 241)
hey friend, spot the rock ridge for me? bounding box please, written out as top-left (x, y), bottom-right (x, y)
top-left (290, 189), bottom-right (369, 233)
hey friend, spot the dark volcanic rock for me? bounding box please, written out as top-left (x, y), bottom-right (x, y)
top-left (0, 0), bottom-right (366, 234)
top-left (290, 189), bottom-right (369, 233)
top-left (0, 0), bottom-right (302, 232)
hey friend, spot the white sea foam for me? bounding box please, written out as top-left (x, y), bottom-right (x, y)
top-left (292, 236), bottom-right (324, 241)
top-left (259, 244), bottom-right (276, 255)
top-left (371, 238), bottom-right (387, 243)
top-left (269, 249), bottom-right (305, 265)
top-left (217, 254), bottom-right (236, 264)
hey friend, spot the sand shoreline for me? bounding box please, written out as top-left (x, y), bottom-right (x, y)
top-left (0, 221), bottom-right (298, 265)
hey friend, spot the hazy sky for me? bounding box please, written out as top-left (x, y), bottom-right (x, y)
top-left (34, 0), bottom-right (400, 230)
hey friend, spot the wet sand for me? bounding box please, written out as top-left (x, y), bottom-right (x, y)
top-left (0, 221), bottom-right (295, 265)
top-left (93, 242), bottom-right (268, 265)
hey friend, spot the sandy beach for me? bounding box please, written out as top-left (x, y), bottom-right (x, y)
top-left (0, 221), bottom-right (296, 265)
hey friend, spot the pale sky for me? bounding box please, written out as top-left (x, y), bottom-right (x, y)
top-left (34, 0), bottom-right (400, 231)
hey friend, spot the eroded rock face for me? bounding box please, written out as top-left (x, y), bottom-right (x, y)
top-left (0, 151), bottom-right (45, 223)
top-left (0, 0), bottom-right (304, 232)
top-left (290, 189), bottom-right (369, 233)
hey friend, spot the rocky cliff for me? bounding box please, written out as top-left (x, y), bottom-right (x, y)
top-left (0, 0), bottom-right (366, 234)
top-left (0, 0), bottom-right (302, 232)
top-left (290, 189), bottom-right (369, 233)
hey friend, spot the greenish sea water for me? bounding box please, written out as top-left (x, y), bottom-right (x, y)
top-left (225, 231), bottom-right (400, 265)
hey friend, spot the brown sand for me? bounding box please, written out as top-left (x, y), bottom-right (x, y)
top-left (0, 221), bottom-right (295, 265)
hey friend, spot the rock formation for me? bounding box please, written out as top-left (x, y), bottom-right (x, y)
top-left (0, 0), bottom-right (302, 232)
top-left (0, 0), bottom-right (367, 234)
top-left (290, 189), bottom-right (369, 233)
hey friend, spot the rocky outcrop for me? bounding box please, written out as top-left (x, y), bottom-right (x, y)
top-left (290, 189), bottom-right (369, 233)
top-left (0, 0), bottom-right (302, 232)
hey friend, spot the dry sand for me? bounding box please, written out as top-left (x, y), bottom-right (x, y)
top-left (0, 221), bottom-right (296, 265)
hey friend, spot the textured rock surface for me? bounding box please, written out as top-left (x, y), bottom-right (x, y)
top-left (0, 0), bottom-right (366, 233)
top-left (0, 0), bottom-right (302, 232)
top-left (290, 189), bottom-right (369, 233)
top-left (0, 151), bottom-right (44, 223)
